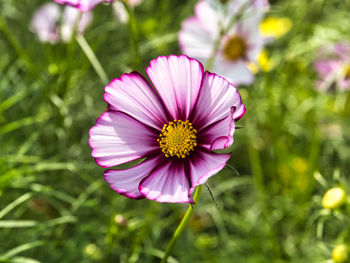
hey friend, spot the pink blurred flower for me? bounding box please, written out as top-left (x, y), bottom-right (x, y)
top-left (314, 43), bottom-right (350, 92)
top-left (54, 0), bottom-right (114, 12)
top-left (89, 55), bottom-right (245, 203)
top-left (179, 0), bottom-right (268, 85)
top-left (127, 0), bottom-right (143, 6)
top-left (31, 3), bottom-right (92, 44)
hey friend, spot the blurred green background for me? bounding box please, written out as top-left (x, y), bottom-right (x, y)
top-left (1, 0), bottom-right (350, 262)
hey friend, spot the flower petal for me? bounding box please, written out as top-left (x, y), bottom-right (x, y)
top-left (146, 55), bottom-right (204, 121)
top-left (30, 3), bottom-right (60, 44)
top-left (192, 72), bottom-right (245, 150)
top-left (314, 60), bottom-right (340, 79)
top-left (179, 17), bottom-right (214, 60)
top-left (104, 72), bottom-right (168, 130)
top-left (188, 150), bottom-right (230, 195)
top-left (89, 111), bottom-right (159, 168)
top-left (104, 156), bottom-right (161, 199)
top-left (198, 114), bottom-right (235, 151)
top-left (55, 0), bottom-right (113, 12)
top-left (139, 160), bottom-right (193, 203)
top-left (212, 57), bottom-right (254, 85)
top-left (61, 6), bottom-right (92, 42)
top-left (194, 0), bottom-right (221, 37)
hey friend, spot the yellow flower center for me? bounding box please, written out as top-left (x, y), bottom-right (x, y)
top-left (223, 35), bottom-right (247, 61)
top-left (158, 120), bottom-right (197, 158)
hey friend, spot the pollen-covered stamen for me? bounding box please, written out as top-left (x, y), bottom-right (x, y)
top-left (158, 120), bottom-right (197, 158)
top-left (223, 35), bottom-right (247, 61)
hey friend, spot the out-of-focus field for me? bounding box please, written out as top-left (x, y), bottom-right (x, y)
top-left (1, 0), bottom-right (350, 262)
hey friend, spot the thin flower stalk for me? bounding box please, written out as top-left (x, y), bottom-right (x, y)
top-left (160, 185), bottom-right (203, 263)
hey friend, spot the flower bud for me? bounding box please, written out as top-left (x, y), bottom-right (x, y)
top-left (114, 214), bottom-right (128, 228)
top-left (322, 187), bottom-right (346, 209)
top-left (332, 244), bottom-right (348, 263)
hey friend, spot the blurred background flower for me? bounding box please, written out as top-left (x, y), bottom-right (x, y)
top-left (54, 0), bottom-right (114, 12)
top-left (30, 3), bottom-right (92, 43)
top-left (314, 43), bottom-right (350, 92)
top-left (179, 0), bottom-right (268, 85)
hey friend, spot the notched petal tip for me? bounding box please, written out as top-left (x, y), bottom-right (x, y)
top-left (188, 151), bottom-right (230, 196)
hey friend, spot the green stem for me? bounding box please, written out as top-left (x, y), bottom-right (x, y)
top-left (76, 35), bottom-right (109, 85)
top-left (122, 0), bottom-right (141, 70)
top-left (160, 185), bottom-right (203, 263)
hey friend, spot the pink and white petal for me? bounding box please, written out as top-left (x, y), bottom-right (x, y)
top-left (198, 113), bottom-right (235, 151)
top-left (104, 156), bottom-right (161, 199)
top-left (194, 1), bottom-right (221, 38)
top-left (61, 6), bottom-right (92, 42)
top-left (314, 60), bottom-right (340, 79)
top-left (78, 0), bottom-right (113, 11)
top-left (192, 71), bottom-right (245, 150)
top-left (252, 0), bottom-right (270, 12)
top-left (199, 102), bottom-right (245, 151)
top-left (179, 17), bottom-right (214, 59)
top-left (55, 0), bottom-right (79, 7)
top-left (104, 72), bottom-right (168, 130)
top-left (226, 0), bottom-right (246, 16)
top-left (30, 3), bottom-right (60, 44)
top-left (55, 0), bottom-right (113, 12)
top-left (127, 0), bottom-right (143, 7)
top-left (146, 55), bottom-right (204, 121)
top-left (340, 79), bottom-right (350, 91)
top-left (212, 57), bottom-right (254, 85)
top-left (334, 43), bottom-right (350, 60)
top-left (89, 111), bottom-right (159, 168)
top-left (188, 150), bottom-right (230, 195)
top-left (227, 0), bottom-right (268, 21)
top-left (139, 161), bottom-right (193, 203)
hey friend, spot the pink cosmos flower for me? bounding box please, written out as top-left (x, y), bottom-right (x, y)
top-left (31, 3), bottom-right (92, 44)
top-left (179, 0), bottom-right (267, 85)
top-left (314, 43), bottom-right (350, 92)
top-left (54, 0), bottom-right (114, 12)
top-left (89, 55), bottom-right (245, 203)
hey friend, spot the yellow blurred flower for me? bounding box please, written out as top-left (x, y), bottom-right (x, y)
top-left (246, 50), bottom-right (274, 73)
top-left (84, 243), bottom-right (102, 260)
top-left (260, 17), bottom-right (292, 39)
top-left (322, 187), bottom-right (346, 209)
top-left (332, 244), bottom-right (348, 263)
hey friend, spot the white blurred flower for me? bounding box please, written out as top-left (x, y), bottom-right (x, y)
top-left (179, 0), bottom-right (268, 85)
top-left (31, 3), bottom-right (92, 44)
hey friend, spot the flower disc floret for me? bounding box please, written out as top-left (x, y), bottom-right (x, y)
top-left (223, 35), bottom-right (247, 61)
top-left (158, 120), bottom-right (197, 158)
